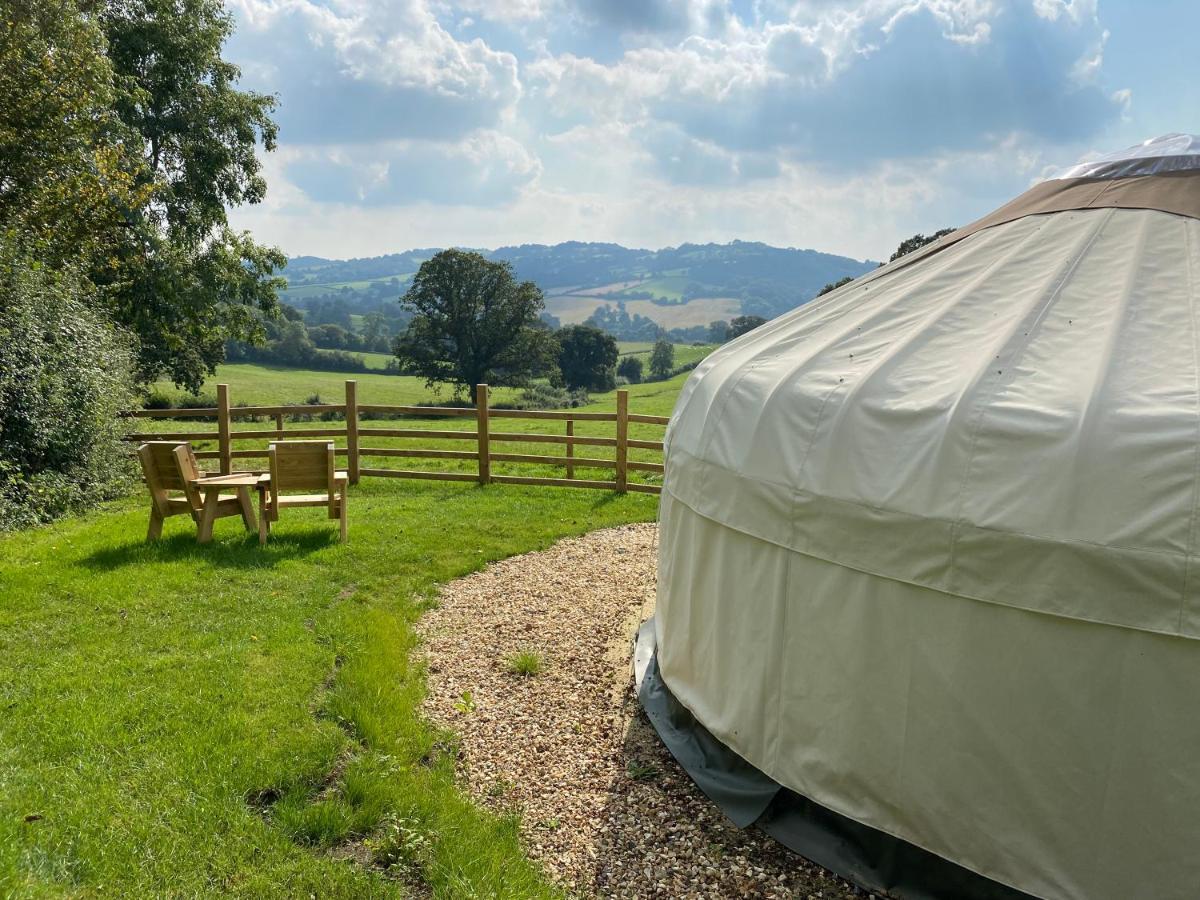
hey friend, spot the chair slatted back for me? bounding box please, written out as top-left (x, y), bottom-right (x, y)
top-left (269, 441), bottom-right (335, 494)
top-left (138, 442), bottom-right (203, 512)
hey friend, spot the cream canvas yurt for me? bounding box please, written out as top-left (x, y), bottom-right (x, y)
top-left (639, 134), bottom-right (1200, 900)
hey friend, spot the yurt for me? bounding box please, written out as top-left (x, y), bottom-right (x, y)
top-left (638, 134), bottom-right (1200, 900)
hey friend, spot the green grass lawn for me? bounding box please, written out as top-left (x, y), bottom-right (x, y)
top-left (0, 365), bottom-right (701, 896)
top-left (0, 472), bottom-right (659, 897)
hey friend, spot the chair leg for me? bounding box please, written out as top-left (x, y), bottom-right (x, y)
top-left (339, 492), bottom-right (348, 543)
top-left (258, 490), bottom-right (270, 545)
top-left (147, 505), bottom-right (165, 542)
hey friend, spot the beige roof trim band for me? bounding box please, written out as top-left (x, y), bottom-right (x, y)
top-left (885, 170), bottom-right (1200, 279)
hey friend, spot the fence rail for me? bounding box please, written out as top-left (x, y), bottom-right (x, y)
top-left (121, 381), bottom-right (667, 495)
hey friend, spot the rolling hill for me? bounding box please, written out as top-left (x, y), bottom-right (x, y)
top-left (280, 240), bottom-right (879, 339)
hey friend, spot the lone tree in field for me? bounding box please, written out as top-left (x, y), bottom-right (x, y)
top-left (394, 249), bottom-right (558, 403)
top-left (617, 354), bottom-right (644, 384)
top-left (649, 339), bottom-right (675, 380)
top-left (557, 325), bottom-right (618, 391)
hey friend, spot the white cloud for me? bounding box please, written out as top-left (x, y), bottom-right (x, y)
top-left (222, 0), bottom-right (1138, 259)
top-left (228, 0), bottom-right (522, 141)
top-left (284, 130), bottom-right (541, 206)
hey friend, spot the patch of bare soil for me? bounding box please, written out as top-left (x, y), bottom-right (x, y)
top-left (418, 523), bottom-right (865, 899)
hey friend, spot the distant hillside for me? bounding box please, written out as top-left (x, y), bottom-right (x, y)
top-left (279, 240), bottom-right (879, 340)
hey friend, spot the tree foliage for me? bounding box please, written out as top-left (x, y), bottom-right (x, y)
top-left (616, 355), bottom-right (644, 384)
top-left (0, 0), bottom-right (284, 526)
top-left (0, 2), bottom-right (148, 269)
top-left (727, 315), bottom-right (767, 340)
top-left (0, 235), bottom-right (137, 530)
top-left (707, 320), bottom-right (730, 343)
top-left (649, 339), bottom-right (675, 380)
top-left (94, 0), bottom-right (285, 390)
top-left (394, 250), bottom-right (559, 402)
top-left (557, 325), bottom-right (618, 392)
top-left (818, 275), bottom-right (855, 296)
top-left (889, 228), bottom-right (956, 262)
top-left (1, 0), bottom-right (283, 393)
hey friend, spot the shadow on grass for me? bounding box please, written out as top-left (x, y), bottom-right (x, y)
top-left (81, 528), bottom-right (339, 571)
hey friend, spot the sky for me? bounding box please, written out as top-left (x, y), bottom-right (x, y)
top-left (223, 0), bottom-right (1200, 262)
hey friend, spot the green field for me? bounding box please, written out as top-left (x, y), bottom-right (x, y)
top-left (547, 293), bottom-right (740, 328)
top-left (0, 363), bottom-right (697, 896)
top-left (614, 275), bottom-right (689, 301)
top-left (618, 341), bottom-right (715, 369)
top-left (280, 273), bottom-right (414, 301)
top-left (150, 365), bottom-right (526, 408)
top-left (153, 342), bottom-right (716, 406)
top-left (350, 350), bottom-right (397, 370)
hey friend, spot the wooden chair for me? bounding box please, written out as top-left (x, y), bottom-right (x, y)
top-left (137, 442), bottom-right (255, 541)
top-left (260, 441), bottom-right (348, 544)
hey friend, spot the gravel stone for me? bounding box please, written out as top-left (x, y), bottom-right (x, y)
top-left (419, 523), bottom-right (866, 899)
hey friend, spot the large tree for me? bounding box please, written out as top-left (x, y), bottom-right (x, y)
top-left (96, 0), bottom-right (285, 390)
top-left (394, 250), bottom-right (559, 402)
top-left (557, 325), bottom-right (618, 392)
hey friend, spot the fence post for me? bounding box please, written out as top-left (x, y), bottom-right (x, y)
top-left (615, 389), bottom-right (628, 493)
top-left (345, 379), bottom-right (359, 485)
top-left (217, 383), bottom-right (232, 475)
top-left (565, 419), bottom-right (574, 479)
top-left (476, 384), bottom-right (491, 485)
top-left (274, 412), bottom-right (284, 440)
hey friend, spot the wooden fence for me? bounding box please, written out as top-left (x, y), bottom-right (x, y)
top-left (121, 381), bottom-right (666, 495)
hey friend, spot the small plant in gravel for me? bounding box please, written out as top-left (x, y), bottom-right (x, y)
top-left (505, 650), bottom-right (545, 676)
top-left (487, 778), bottom-right (514, 798)
top-left (536, 817), bottom-right (561, 831)
top-left (626, 758), bottom-right (660, 782)
top-left (453, 690), bottom-right (476, 714)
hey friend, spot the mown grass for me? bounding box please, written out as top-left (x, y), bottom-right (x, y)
top-left (1, 361), bottom-right (701, 895)
top-left (0, 476), bottom-right (658, 896)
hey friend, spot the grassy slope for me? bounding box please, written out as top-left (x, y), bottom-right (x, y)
top-left (150, 366), bottom-right (527, 407)
top-left (0, 368), bottom-right (697, 897)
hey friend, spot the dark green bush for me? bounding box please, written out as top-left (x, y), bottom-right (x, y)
top-left (0, 238), bottom-right (137, 529)
top-left (143, 391), bottom-right (174, 410)
top-left (616, 355), bottom-right (644, 384)
top-left (510, 383), bottom-right (589, 410)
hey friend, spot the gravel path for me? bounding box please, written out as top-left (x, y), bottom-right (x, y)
top-left (418, 523), bottom-right (866, 899)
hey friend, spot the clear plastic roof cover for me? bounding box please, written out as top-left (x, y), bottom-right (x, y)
top-left (1057, 132), bottom-right (1200, 179)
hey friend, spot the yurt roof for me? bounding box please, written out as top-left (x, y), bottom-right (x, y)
top-left (665, 134), bottom-right (1200, 640)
